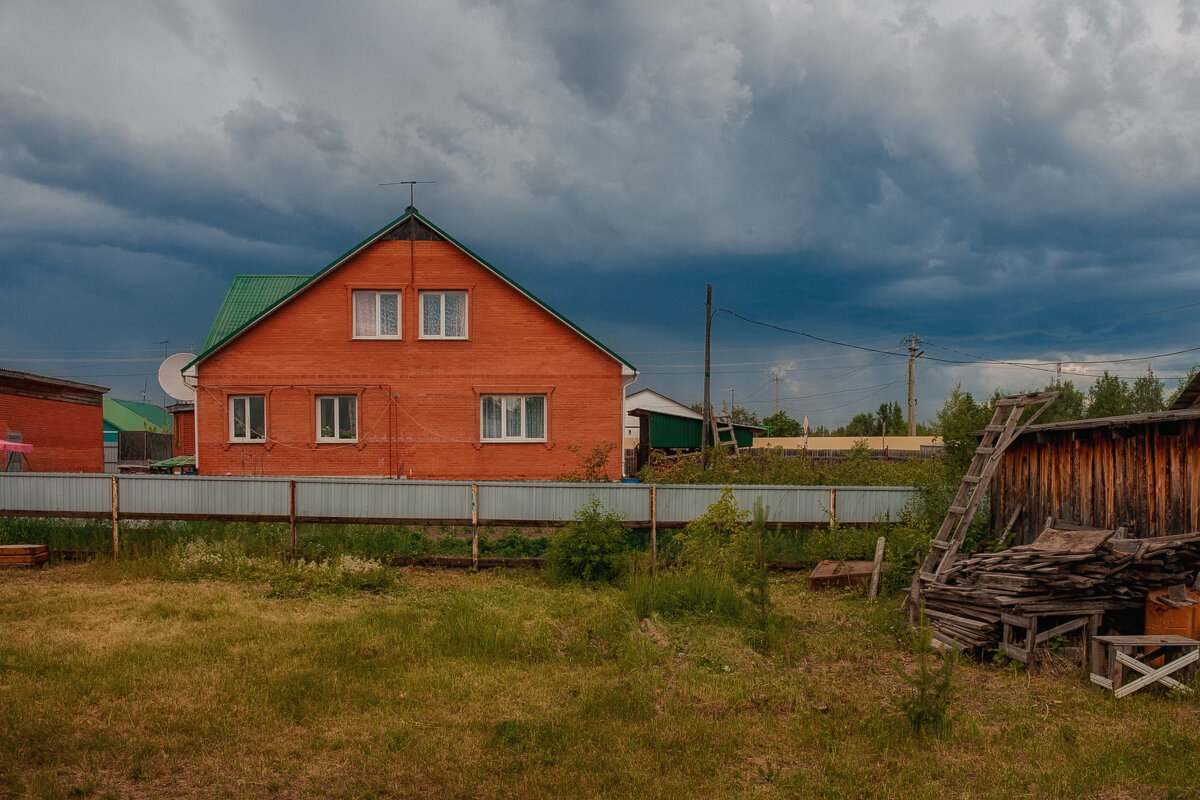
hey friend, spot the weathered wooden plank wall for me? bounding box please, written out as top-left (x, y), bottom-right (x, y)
top-left (992, 420), bottom-right (1200, 543)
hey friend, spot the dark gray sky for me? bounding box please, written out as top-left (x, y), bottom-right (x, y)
top-left (4, 0), bottom-right (1200, 427)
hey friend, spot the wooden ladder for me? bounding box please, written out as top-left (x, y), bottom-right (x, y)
top-left (910, 391), bottom-right (1059, 619)
top-left (707, 405), bottom-right (740, 454)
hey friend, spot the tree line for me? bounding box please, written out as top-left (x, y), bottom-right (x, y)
top-left (699, 366), bottom-right (1195, 445)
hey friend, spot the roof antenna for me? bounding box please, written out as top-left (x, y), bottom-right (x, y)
top-left (379, 180), bottom-right (434, 210)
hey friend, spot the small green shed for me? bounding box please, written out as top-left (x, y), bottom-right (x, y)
top-left (628, 408), bottom-right (763, 471)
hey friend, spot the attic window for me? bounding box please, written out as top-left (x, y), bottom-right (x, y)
top-left (353, 291), bottom-right (401, 338)
top-left (419, 291), bottom-right (467, 339)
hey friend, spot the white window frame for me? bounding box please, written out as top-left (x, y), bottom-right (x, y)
top-left (480, 394), bottom-right (546, 442)
top-left (316, 395), bottom-right (358, 443)
top-left (419, 290), bottom-right (468, 339)
top-left (229, 395), bottom-right (266, 443)
top-left (352, 290), bottom-right (402, 339)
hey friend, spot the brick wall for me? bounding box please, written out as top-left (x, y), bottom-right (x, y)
top-left (172, 409), bottom-right (195, 455)
top-left (195, 239), bottom-right (627, 479)
top-left (0, 393), bottom-right (104, 472)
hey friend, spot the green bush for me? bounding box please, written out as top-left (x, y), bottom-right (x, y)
top-left (545, 498), bottom-right (628, 583)
top-left (670, 487), bottom-right (750, 575)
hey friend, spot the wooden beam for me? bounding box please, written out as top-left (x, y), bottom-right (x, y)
top-left (868, 536), bottom-right (886, 600)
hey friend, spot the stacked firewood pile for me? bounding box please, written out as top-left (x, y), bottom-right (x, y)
top-left (921, 528), bottom-right (1200, 650)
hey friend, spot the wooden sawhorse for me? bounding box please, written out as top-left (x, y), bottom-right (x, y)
top-left (1001, 611), bottom-right (1102, 667)
top-left (1089, 635), bottom-right (1200, 698)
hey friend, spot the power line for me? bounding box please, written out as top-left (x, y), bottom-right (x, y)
top-left (717, 307), bottom-right (1200, 374)
top-left (716, 309), bottom-right (910, 357)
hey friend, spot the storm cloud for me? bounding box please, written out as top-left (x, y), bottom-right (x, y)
top-left (3, 0), bottom-right (1199, 424)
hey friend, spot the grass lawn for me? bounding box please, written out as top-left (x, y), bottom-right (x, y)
top-left (1, 562), bottom-right (1198, 799)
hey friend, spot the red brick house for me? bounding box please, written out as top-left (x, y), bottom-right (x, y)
top-left (0, 368), bottom-right (107, 472)
top-left (186, 207), bottom-right (636, 479)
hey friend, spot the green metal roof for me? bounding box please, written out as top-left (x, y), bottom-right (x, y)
top-left (188, 208), bottom-right (636, 373)
top-left (151, 454), bottom-right (196, 468)
top-left (103, 397), bottom-right (172, 433)
top-left (201, 275), bottom-right (310, 352)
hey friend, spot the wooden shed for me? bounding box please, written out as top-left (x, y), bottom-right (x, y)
top-left (989, 407), bottom-right (1200, 544)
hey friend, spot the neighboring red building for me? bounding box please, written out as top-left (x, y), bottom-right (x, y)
top-left (186, 207), bottom-right (636, 479)
top-left (168, 402), bottom-right (195, 456)
top-left (0, 368), bottom-right (107, 472)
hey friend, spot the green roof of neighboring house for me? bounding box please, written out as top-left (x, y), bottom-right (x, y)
top-left (188, 207), bottom-right (635, 373)
top-left (151, 455), bottom-right (196, 467)
top-left (202, 275), bottom-right (310, 352)
top-left (103, 397), bottom-right (172, 433)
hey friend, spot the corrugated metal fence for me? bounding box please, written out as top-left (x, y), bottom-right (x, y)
top-left (0, 473), bottom-right (915, 527)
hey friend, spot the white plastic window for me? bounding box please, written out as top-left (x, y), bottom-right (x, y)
top-left (317, 395), bottom-right (357, 442)
top-left (481, 395), bottom-right (545, 441)
top-left (420, 291), bottom-right (467, 339)
top-left (229, 396), bottom-right (265, 442)
top-left (353, 291), bottom-right (400, 338)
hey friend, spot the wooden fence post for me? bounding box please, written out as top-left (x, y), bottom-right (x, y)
top-left (289, 480), bottom-right (297, 561)
top-left (829, 487), bottom-right (837, 529)
top-left (110, 475), bottom-right (119, 560)
top-left (471, 484), bottom-right (479, 572)
top-left (649, 485), bottom-right (657, 571)
top-left (868, 536), bottom-right (886, 600)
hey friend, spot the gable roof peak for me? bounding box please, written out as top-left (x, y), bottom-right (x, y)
top-left (189, 207), bottom-right (636, 374)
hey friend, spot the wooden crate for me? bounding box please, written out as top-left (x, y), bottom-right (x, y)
top-left (0, 544), bottom-right (50, 569)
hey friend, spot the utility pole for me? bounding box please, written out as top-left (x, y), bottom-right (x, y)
top-left (773, 376), bottom-right (781, 415)
top-left (906, 334), bottom-right (923, 436)
top-left (702, 284), bottom-right (712, 468)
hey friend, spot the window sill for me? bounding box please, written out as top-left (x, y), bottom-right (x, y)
top-left (480, 439), bottom-right (550, 445)
top-left (222, 440), bottom-right (268, 450)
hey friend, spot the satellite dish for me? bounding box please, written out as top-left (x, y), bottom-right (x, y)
top-left (158, 353), bottom-right (197, 402)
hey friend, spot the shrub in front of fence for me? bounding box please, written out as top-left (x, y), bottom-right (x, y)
top-left (545, 498), bottom-right (627, 584)
top-left (670, 487), bottom-right (751, 576)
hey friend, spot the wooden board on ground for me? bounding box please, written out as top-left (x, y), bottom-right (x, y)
top-left (1029, 527), bottom-right (1116, 554)
top-left (810, 560), bottom-right (876, 591)
top-left (0, 544), bottom-right (50, 568)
